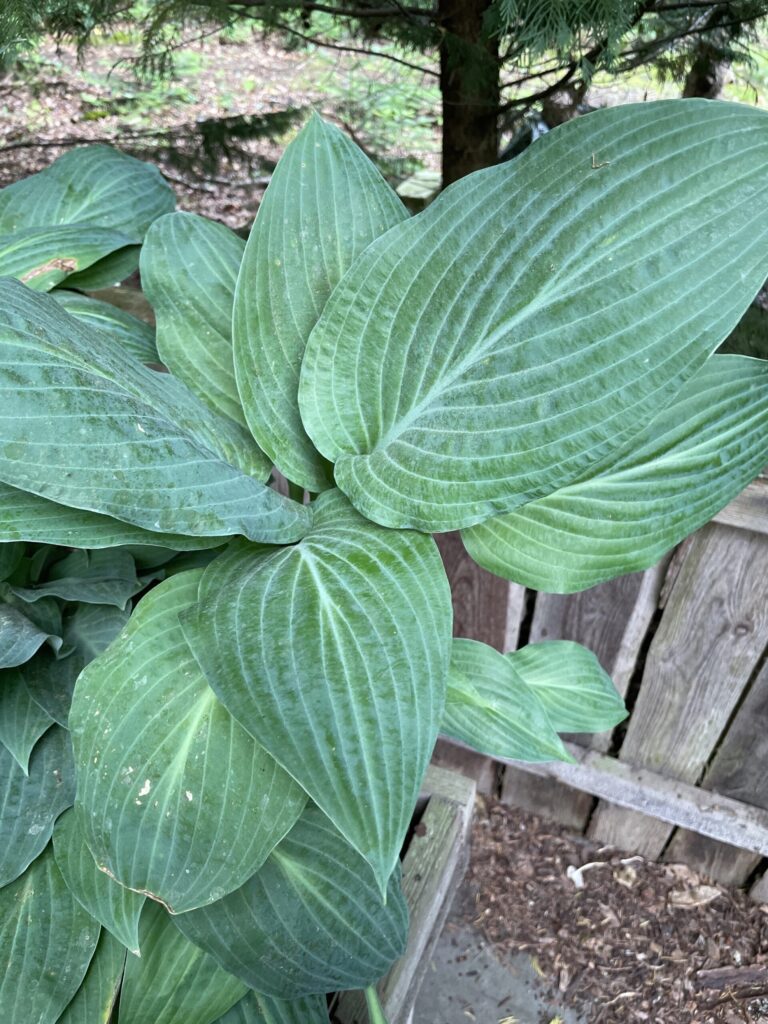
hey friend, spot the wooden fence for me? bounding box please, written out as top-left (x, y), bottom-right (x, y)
top-left (434, 471), bottom-right (768, 900)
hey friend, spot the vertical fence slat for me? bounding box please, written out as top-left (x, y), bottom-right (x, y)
top-left (588, 523), bottom-right (768, 856)
top-left (664, 655), bottom-right (768, 885)
top-left (500, 562), bottom-right (666, 827)
top-left (434, 533), bottom-right (526, 793)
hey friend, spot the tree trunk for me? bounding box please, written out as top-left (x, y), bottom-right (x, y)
top-left (683, 32), bottom-right (728, 99)
top-left (438, 0), bottom-right (499, 187)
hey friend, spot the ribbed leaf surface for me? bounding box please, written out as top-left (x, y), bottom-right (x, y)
top-left (0, 669), bottom-right (53, 771)
top-left (57, 929), bottom-right (126, 1024)
top-left (463, 354), bottom-right (768, 591)
top-left (0, 225), bottom-right (135, 291)
top-left (53, 808), bottom-right (146, 955)
top-left (506, 642), bottom-right (626, 733)
top-left (0, 598), bottom-right (56, 668)
top-left (174, 806), bottom-right (408, 997)
top-left (443, 639), bottom-right (571, 762)
top-left (183, 489), bottom-right (452, 890)
top-left (52, 291), bottom-right (158, 364)
top-left (119, 901), bottom-right (247, 1024)
top-left (71, 571), bottom-right (307, 913)
top-left (0, 144), bottom-right (174, 237)
top-left (0, 847), bottom-right (99, 1024)
top-left (64, 246), bottom-right (142, 291)
top-left (142, 212), bottom-right (247, 425)
top-left (0, 483), bottom-right (225, 550)
top-left (0, 281), bottom-right (309, 543)
top-left (300, 100), bottom-right (768, 530)
top-left (0, 725), bottom-right (75, 885)
top-left (214, 992), bottom-right (330, 1024)
top-left (234, 115), bottom-right (408, 491)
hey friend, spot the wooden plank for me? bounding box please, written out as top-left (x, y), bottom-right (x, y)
top-left (435, 532), bottom-right (526, 791)
top-left (466, 739), bottom-right (768, 857)
top-left (589, 523), bottom-right (768, 857)
top-left (431, 737), bottom-right (497, 797)
top-left (665, 656), bottom-right (768, 885)
top-left (750, 870), bottom-right (768, 903)
top-left (336, 765), bottom-right (476, 1024)
top-left (713, 478), bottom-right (768, 535)
top-left (501, 561), bottom-right (665, 827)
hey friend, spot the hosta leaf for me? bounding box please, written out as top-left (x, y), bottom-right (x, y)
top-left (0, 597), bottom-right (60, 668)
top-left (0, 847), bottom-right (100, 1024)
top-left (463, 354), bottom-right (768, 592)
top-left (71, 571), bottom-right (307, 914)
top-left (174, 806), bottom-right (408, 997)
top-left (0, 541), bottom-right (24, 581)
top-left (507, 642), bottom-right (626, 733)
top-left (12, 548), bottom-right (143, 609)
top-left (183, 488), bottom-right (452, 891)
top-left (53, 808), bottom-right (146, 956)
top-left (52, 291), bottom-right (159, 364)
top-left (214, 992), bottom-right (330, 1024)
top-left (0, 281), bottom-right (310, 543)
top-left (0, 224), bottom-right (135, 291)
top-left (0, 725), bottom-right (75, 885)
top-left (57, 929), bottom-right (126, 1024)
top-left (141, 212), bottom-right (247, 425)
top-left (299, 100), bottom-right (768, 531)
top-left (63, 245), bottom-right (142, 291)
top-left (234, 114), bottom-right (408, 492)
top-left (0, 668), bottom-right (54, 771)
top-left (0, 482), bottom-right (226, 550)
top-left (119, 901), bottom-right (247, 1024)
top-left (23, 604), bottom-right (129, 727)
top-left (444, 639), bottom-right (571, 763)
top-left (0, 144), bottom-right (174, 238)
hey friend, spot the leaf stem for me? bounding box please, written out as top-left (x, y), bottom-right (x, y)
top-left (365, 986), bottom-right (390, 1024)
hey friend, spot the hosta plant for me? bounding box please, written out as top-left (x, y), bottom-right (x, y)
top-left (1, 100), bottom-right (768, 1024)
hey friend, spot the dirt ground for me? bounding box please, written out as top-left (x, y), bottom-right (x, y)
top-left (464, 799), bottom-right (768, 1024)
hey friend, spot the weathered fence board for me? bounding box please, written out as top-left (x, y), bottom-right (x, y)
top-left (476, 739), bottom-right (768, 856)
top-left (713, 477), bottom-right (768, 535)
top-left (665, 655), bottom-right (768, 885)
top-left (588, 523), bottom-right (768, 857)
top-left (501, 561), bottom-right (667, 828)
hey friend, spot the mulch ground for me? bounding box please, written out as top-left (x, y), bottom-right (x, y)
top-left (462, 799), bottom-right (768, 1024)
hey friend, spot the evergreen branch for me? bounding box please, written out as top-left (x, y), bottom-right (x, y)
top-left (272, 19), bottom-right (439, 75)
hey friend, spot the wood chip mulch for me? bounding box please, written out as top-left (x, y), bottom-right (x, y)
top-left (463, 799), bottom-right (768, 1024)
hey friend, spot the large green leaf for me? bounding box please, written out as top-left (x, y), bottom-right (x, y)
top-left (22, 604), bottom-right (129, 727)
top-left (506, 641), bottom-right (626, 733)
top-left (63, 245), bottom-right (142, 291)
top-left (0, 541), bottom-right (24, 581)
top-left (462, 354), bottom-right (768, 592)
top-left (52, 290), bottom-right (159, 364)
top-left (0, 846), bottom-right (99, 1024)
top-left (71, 571), bottom-right (307, 914)
top-left (443, 639), bottom-right (572, 763)
top-left (299, 100), bottom-right (768, 531)
top-left (183, 489), bottom-right (451, 891)
top-left (53, 808), bottom-right (146, 955)
top-left (234, 114), bottom-right (408, 492)
top-left (0, 281), bottom-right (310, 543)
top-left (0, 145), bottom-right (174, 238)
top-left (214, 992), bottom-right (330, 1024)
top-left (174, 806), bottom-right (408, 998)
top-left (57, 929), bottom-right (126, 1024)
top-left (0, 597), bottom-right (58, 668)
top-left (0, 483), bottom-right (227, 550)
top-left (0, 725), bottom-right (76, 885)
top-left (141, 212), bottom-right (247, 425)
top-left (0, 224), bottom-right (135, 291)
top-left (119, 901), bottom-right (247, 1024)
top-left (12, 548), bottom-right (143, 609)
top-left (0, 668), bottom-right (54, 771)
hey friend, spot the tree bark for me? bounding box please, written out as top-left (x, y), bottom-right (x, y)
top-left (438, 0), bottom-right (499, 187)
